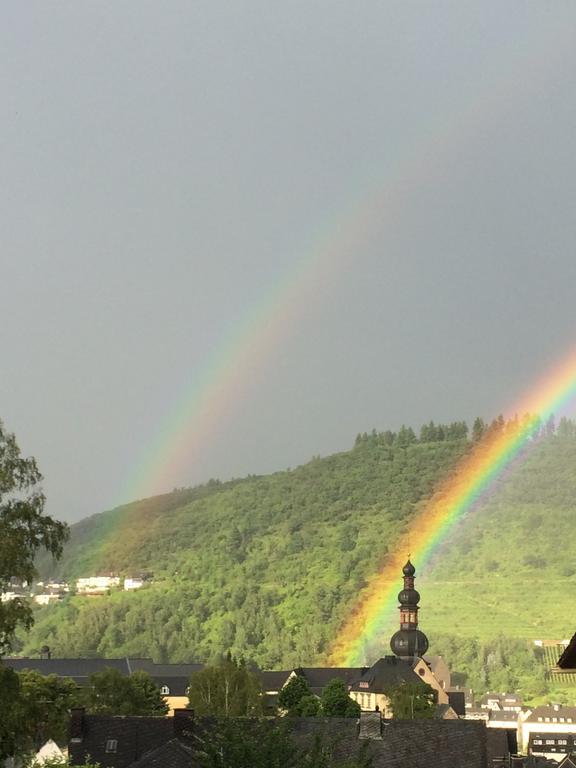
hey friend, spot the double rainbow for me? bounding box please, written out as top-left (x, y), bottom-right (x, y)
top-left (328, 348), bottom-right (576, 666)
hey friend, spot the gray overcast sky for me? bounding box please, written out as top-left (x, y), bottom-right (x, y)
top-left (2, 1), bottom-right (576, 523)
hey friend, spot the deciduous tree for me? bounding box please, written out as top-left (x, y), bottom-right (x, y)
top-left (320, 679), bottom-right (360, 718)
top-left (188, 655), bottom-right (262, 716)
top-left (0, 420), bottom-right (68, 654)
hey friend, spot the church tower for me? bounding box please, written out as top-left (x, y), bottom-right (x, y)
top-left (390, 558), bottom-right (429, 659)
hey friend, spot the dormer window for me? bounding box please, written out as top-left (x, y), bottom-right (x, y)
top-left (105, 739), bottom-right (118, 753)
top-left (160, 685), bottom-right (170, 695)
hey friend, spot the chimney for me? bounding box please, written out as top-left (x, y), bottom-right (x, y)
top-left (358, 712), bottom-right (382, 740)
top-left (69, 708), bottom-right (85, 743)
top-left (173, 709), bottom-right (194, 740)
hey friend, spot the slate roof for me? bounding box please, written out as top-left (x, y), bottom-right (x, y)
top-left (525, 705), bottom-right (576, 722)
top-left (71, 711), bottom-right (493, 768)
top-left (349, 656), bottom-right (422, 692)
top-left (293, 666), bottom-right (365, 695)
top-left (485, 728), bottom-right (512, 766)
top-left (3, 656), bottom-right (130, 683)
top-left (290, 717), bottom-right (488, 768)
top-left (488, 711), bottom-right (519, 723)
top-left (69, 711), bottom-right (176, 768)
top-left (3, 657), bottom-right (201, 695)
top-left (127, 739), bottom-right (194, 768)
top-left (260, 670), bottom-right (291, 692)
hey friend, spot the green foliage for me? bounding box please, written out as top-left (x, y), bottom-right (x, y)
top-left (320, 679), bottom-right (361, 718)
top-left (18, 669), bottom-right (80, 747)
top-left (0, 420), bottom-right (68, 654)
top-left (83, 667), bottom-right (168, 715)
top-left (0, 663), bottom-right (25, 759)
top-left (193, 719), bottom-right (372, 768)
top-left (278, 674), bottom-right (312, 714)
top-left (188, 655), bottom-right (263, 716)
top-left (0, 665), bottom-right (82, 760)
top-left (27, 422), bottom-right (469, 666)
top-left (193, 718), bottom-right (298, 768)
top-left (383, 682), bottom-right (435, 719)
top-left (23, 415), bottom-right (576, 702)
top-left (298, 694), bottom-right (321, 716)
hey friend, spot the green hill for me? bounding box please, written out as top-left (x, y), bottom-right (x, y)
top-left (22, 419), bottom-right (576, 700)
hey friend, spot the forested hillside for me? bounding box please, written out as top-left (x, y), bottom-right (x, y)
top-left (22, 417), bottom-right (576, 700)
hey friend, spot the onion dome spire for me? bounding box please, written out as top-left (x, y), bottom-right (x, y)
top-left (390, 557), bottom-right (429, 659)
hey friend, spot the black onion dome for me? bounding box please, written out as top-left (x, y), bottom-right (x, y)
top-left (402, 559), bottom-right (416, 577)
top-left (390, 629), bottom-right (429, 658)
top-left (398, 588), bottom-right (420, 605)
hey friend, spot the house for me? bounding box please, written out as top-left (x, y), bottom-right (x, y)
top-left (68, 708), bottom-right (493, 768)
top-left (76, 575), bottom-right (121, 595)
top-left (518, 704), bottom-right (576, 760)
top-left (34, 593), bottom-right (63, 606)
top-left (480, 692), bottom-right (523, 713)
top-left (2, 656), bottom-right (202, 715)
top-left (124, 577), bottom-right (145, 591)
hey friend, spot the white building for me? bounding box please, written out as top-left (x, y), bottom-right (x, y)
top-left (76, 576), bottom-right (120, 593)
top-left (34, 593), bottom-right (63, 606)
top-left (519, 704), bottom-right (576, 761)
top-left (124, 577), bottom-right (144, 591)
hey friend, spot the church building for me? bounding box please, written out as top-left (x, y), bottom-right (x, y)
top-left (347, 558), bottom-right (450, 715)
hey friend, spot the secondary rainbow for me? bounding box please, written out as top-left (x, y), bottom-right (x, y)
top-left (115, 38), bottom-right (568, 507)
top-left (328, 348), bottom-right (576, 666)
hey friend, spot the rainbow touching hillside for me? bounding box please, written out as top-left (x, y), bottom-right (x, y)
top-left (328, 347), bottom-right (576, 666)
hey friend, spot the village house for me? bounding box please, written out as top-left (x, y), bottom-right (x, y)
top-left (518, 704), bottom-right (576, 760)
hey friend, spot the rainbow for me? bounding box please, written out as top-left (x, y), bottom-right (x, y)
top-left (328, 348), bottom-right (576, 666)
top-left (116, 35), bottom-right (573, 507)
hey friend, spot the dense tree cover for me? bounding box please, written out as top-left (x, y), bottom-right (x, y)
top-left (21, 416), bottom-right (576, 702)
top-left (83, 667), bottom-right (168, 715)
top-left (0, 665), bottom-right (78, 760)
top-left (17, 669), bottom-right (79, 747)
top-left (383, 682), bottom-right (435, 719)
top-left (0, 420), bottom-right (68, 654)
top-left (188, 655), bottom-right (263, 716)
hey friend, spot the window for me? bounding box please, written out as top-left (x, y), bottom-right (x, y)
top-left (105, 740), bottom-right (118, 753)
top-left (533, 740), bottom-right (542, 745)
top-left (538, 717), bottom-right (543, 722)
top-left (160, 685), bottom-right (170, 695)
top-left (558, 740), bottom-right (568, 745)
top-left (546, 740), bottom-right (555, 745)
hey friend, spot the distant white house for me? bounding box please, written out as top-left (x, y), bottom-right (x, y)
top-left (34, 593), bottom-right (63, 606)
top-left (0, 592), bottom-right (19, 603)
top-left (76, 575), bottom-right (120, 594)
top-left (124, 577), bottom-right (144, 591)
